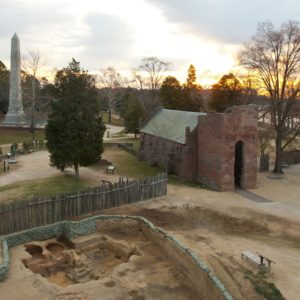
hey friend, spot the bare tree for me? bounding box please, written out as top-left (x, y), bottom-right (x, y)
top-left (22, 50), bottom-right (45, 140)
top-left (138, 57), bottom-right (171, 100)
top-left (239, 21), bottom-right (300, 173)
top-left (132, 57), bottom-right (171, 115)
top-left (258, 126), bottom-right (274, 172)
top-left (258, 126), bottom-right (274, 157)
top-left (97, 66), bottom-right (127, 123)
top-left (132, 68), bottom-right (144, 90)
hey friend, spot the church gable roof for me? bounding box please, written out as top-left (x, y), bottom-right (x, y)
top-left (140, 108), bottom-right (206, 144)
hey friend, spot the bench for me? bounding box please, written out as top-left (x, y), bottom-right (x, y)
top-left (242, 250), bottom-right (274, 271)
top-left (106, 165), bottom-right (115, 174)
top-left (241, 250), bottom-right (261, 267)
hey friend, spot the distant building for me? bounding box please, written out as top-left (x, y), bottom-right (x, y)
top-left (139, 106), bottom-right (258, 191)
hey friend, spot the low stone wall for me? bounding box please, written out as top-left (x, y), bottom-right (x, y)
top-left (0, 215), bottom-right (233, 300)
top-left (0, 240), bottom-right (9, 281)
top-left (281, 150), bottom-right (300, 164)
top-left (140, 220), bottom-right (231, 300)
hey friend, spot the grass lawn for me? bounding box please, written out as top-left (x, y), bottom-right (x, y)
top-left (96, 147), bottom-right (163, 178)
top-left (0, 175), bottom-right (89, 203)
top-left (0, 129), bottom-right (45, 145)
top-left (101, 144), bottom-right (210, 189)
top-left (102, 112), bottom-right (124, 126)
top-left (0, 141), bottom-right (206, 203)
top-left (102, 141), bottom-right (209, 188)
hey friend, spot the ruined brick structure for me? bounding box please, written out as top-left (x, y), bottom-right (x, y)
top-left (139, 106), bottom-right (258, 191)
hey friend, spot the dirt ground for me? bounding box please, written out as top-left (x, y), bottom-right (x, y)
top-left (0, 223), bottom-right (198, 300)
top-left (0, 150), bottom-right (300, 299)
top-left (99, 172), bottom-right (300, 300)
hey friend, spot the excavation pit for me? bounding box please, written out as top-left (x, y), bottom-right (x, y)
top-left (6, 216), bottom-right (231, 299)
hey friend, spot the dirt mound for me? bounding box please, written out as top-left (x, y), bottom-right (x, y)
top-left (103, 206), bottom-right (270, 238)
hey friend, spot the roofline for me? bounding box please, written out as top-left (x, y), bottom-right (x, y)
top-left (140, 106), bottom-right (162, 129)
top-left (140, 107), bottom-right (207, 130)
top-left (140, 131), bottom-right (186, 145)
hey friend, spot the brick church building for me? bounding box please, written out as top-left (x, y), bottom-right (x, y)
top-left (139, 106), bottom-right (258, 191)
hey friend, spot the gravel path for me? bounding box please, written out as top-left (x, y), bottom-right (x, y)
top-left (0, 151), bottom-right (58, 187)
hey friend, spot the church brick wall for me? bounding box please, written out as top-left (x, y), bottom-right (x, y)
top-left (139, 106), bottom-right (258, 191)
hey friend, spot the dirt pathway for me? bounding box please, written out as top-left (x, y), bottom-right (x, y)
top-left (0, 151), bottom-right (58, 187)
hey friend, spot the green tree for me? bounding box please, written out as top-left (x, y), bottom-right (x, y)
top-left (0, 61), bottom-right (9, 114)
top-left (160, 76), bottom-right (183, 109)
top-left (182, 65), bottom-right (204, 111)
top-left (209, 73), bottom-right (243, 112)
top-left (185, 64), bottom-right (200, 89)
top-left (124, 94), bottom-right (145, 138)
top-left (160, 67), bottom-right (204, 112)
top-left (45, 59), bottom-right (105, 179)
top-left (239, 21), bottom-right (300, 173)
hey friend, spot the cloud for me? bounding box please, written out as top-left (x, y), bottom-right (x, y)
top-left (147, 0), bottom-right (300, 44)
top-left (78, 13), bottom-right (135, 71)
top-left (0, 1), bottom-right (139, 73)
top-left (0, 0), bottom-right (79, 69)
top-left (3, 0), bottom-right (296, 83)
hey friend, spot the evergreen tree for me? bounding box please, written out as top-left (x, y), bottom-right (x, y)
top-left (209, 73), bottom-right (243, 112)
top-left (124, 93), bottom-right (145, 138)
top-left (159, 76), bottom-right (183, 109)
top-left (185, 64), bottom-right (198, 89)
top-left (0, 61), bottom-right (9, 114)
top-left (183, 65), bottom-right (204, 111)
top-left (45, 59), bottom-right (105, 179)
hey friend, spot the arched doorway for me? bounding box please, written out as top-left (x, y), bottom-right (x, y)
top-left (234, 141), bottom-right (244, 187)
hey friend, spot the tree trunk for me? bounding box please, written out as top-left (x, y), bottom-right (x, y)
top-left (108, 109), bottom-right (112, 124)
top-left (273, 132), bottom-right (283, 174)
top-left (74, 163), bottom-right (80, 180)
top-left (31, 80), bottom-right (36, 141)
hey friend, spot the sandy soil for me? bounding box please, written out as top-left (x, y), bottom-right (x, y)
top-left (0, 151), bottom-right (119, 188)
top-left (0, 226), bottom-right (198, 300)
top-left (0, 151), bottom-right (58, 187)
top-left (0, 150), bottom-right (299, 299)
top-left (98, 197), bottom-right (300, 300)
top-left (0, 124), bottom-right (124, 187)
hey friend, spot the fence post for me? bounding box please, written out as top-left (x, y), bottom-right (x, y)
top-left (0, 173), bottom-right (168, 235)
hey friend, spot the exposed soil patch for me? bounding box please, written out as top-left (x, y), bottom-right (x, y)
top-left (22, 238), bottom-right (139, 286)
top-left (25, 244), bottom-right (43, 257)
top-left (101, 206), bottom-right (270, 237)
top-left (23, 242), bottom-right (67, 276)
top-left (19, 226), bottom-right (199, 300)
top-left (46, 242), bottom-right (65, 258)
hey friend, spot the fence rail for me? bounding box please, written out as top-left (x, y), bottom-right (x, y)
top-left (0, 173), bottom-right (167, 235)
top-left (104, 142), bottom-right (137, 156)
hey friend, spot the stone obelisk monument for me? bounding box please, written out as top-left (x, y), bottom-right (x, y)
top-left (4, 33), bottom-right (25, 125)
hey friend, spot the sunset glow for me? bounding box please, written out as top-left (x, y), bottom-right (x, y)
top-left (0, 0), bottom-right (298, 86)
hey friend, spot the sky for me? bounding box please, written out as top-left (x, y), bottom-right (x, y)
top-left (0, 0), bottom-right (299, 85)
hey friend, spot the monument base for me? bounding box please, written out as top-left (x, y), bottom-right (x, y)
top-left (3, 112), bottom-right (26, 126)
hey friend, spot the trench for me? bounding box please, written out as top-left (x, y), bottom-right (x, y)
top-left (18, 217), bottom-right (231, 300)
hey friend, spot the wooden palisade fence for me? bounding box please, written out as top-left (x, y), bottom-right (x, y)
top-left (0, 173), bottom-right (167, 235)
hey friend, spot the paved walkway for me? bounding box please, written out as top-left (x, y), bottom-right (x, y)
top-left (0, 151), bottom-right (58, 187)
top-left (235, 189), bottom-right (273, 203)
top-left (0, 125), bottom-right (125, 187)
top-left (103, 125), bottom-right (124, 140)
